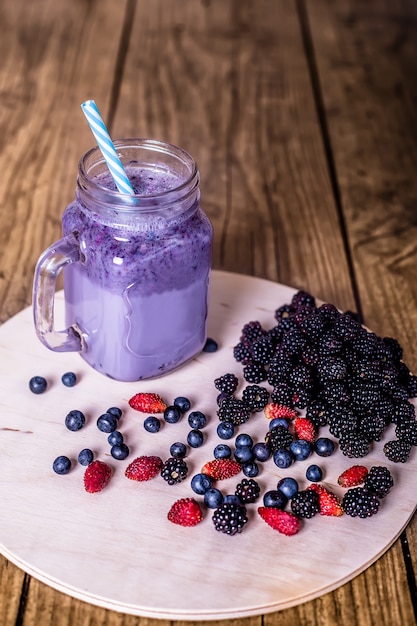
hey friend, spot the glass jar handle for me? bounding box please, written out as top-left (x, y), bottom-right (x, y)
top-left (32, 233), bottom-right (83, 352)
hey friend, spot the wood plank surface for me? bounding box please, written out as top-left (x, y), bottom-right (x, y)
top-left (307, 2), bottom-right (417, 624)
top-left (0, 0), bottom-right (416, 624)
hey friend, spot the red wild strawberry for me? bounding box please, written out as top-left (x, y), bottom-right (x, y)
top-left (84, 460), bottom-right (112, 493)
top-left (338, 465), bottom-right (368, 488)
top-left (308, 484), bottom-right (343, 517)
top-left (167, 498), bottom-right (203, 527)
top-left (264, 403), bottom-right (298, 420)
top-left (257, 507), bottom-right (301, 536)
top-left (201, 458), bottom-right (241, 480)
top-left (294, 417), bottom-right (316, 443)
top-left (125, 455), bottom-right (163, 481)
top-left (128, 392), bottom-right (167, 414)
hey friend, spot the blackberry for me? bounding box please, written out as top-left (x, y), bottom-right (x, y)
top-left (395, 419), bottom-right (417, 446)
top-left (212, 502), bottom-right (248, 535)
top-left (382, 336), bottom-right (403, 361)
top-left (217, 396), bottom-right (251, 425)
top-left (320, 383), bottom-right (351, 405)
top-left (291, 290), bottom-right (316, 309)
top-left (292, 305), bottom-right (316, 326)
top-left (333, 314), bottom-right (361, 341)
top-left (357, 412), bottom-right (387, 442)
top-left (364, 466), bottom-right (394, 498)
top-left (342, 487), bottom-right (380, 518)
top-left (301, 342), bottom-right (319, 366)
top-left (240, 321), bottom-right (265, 344)
top-left (270, 383), bottom-right (294, 407)
top-left (299, 311), bottom-right (327, 341)
top-left (214, 373), bottom-right (239, 394)
top-left (242, 362), bottom-right (267, 384)
top-left (290, 363), bottom-right (313, 391)
top-left (383, 439), bottom-right (412, 463)
top-left (274, 304), bottom-right (294, 321)
top-left (318, 332), bottom-right (343, 356)
top-left (328, 408), bottom-right (357, 438)
top-left (234, 478), bottom-right (261, 504)
top-left (233, 341), bottom-right (252, 364)
top-left (242, 385), bottom-right (269, 411)
top-left (406, 374), bottom-right (417, 398)
top-left (250, 336), bottom-right (275, 364)
top-left (265, 425), bottom-right (294, 451)
top-left (317, 302), bottom-right (340, 322)
top-left (306, 400), bottom-right (328, 428)
top-left (391, 400), bottom-right (415, 424)
top-left (339, 433), bottom-right (369, 458)
top-left (350, 329), bottom-right (379, 358)
top-left (290, 489), bottom-right (320, 519)
top-left (160, 457), bottom-right (188, 485)
top-left (280, 328), bottom-right (307, 358)
top-left (317, 357), bottom-right (347, 382)
top-left (267, 352), bottom-right (293, 386)
top-left (350, 383), bottom-right (382, 411)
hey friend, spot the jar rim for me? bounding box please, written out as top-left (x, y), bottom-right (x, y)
top-left (77, 138), bottom-right (199, 212)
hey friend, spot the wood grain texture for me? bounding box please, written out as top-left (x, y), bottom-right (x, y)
top-left (0, 0), bottom-right (128, 323)
top-left (308, 2), bottom-right (417, 624)
top-left (114, 0), bottom-right (355, 310)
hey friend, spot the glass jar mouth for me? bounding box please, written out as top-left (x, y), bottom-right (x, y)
top-left (77, 138), bottom-right (199, 212)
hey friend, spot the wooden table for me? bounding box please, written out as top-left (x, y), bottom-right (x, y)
top-left (1, 0), bottom-right (416, 624)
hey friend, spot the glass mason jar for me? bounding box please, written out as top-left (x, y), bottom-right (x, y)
top-left (33, 139), bottom-right (213, 381)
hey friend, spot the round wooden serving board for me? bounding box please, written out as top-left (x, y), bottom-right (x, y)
top-left (0, 270), bottom-right (416, 620)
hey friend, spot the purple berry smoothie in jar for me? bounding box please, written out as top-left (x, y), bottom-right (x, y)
top-left (61, 139), bottom-right (213, 381)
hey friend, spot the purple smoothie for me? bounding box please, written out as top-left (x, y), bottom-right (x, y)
top-left (62, 153), bottom-right (212, 381)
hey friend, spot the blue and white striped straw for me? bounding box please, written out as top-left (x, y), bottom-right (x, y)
top-left (81, 100), bottom-right (134, 195)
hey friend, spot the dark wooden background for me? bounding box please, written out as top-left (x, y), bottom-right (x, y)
top-left (0, 1), bottom-right (416, 624)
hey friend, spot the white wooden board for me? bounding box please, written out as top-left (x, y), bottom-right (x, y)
top-left (0, 270), bottom-right (416, 620)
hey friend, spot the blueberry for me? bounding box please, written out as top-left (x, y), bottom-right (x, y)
top-left (188, 411), bottom-right (207, 429)
top-left (269, 417), bottom-right (289, 430)
top-left (234, 446), bottom-right (254, 464)
top-left (290, 439), bottom-right (313, 461)
top-left (170, 441), bottom-right (187, 458)
top-left (203, 337), bottom-right (218, 353)
top-left (108, 431), bottom-right (124, 446)
top-left (277, 476), bottom-right (299, 499)
top-left (235, 433), bottom-right (253, 448)
top-left (252, 442), bottom-right (271, 462)
top-left (29, 376), bottom-right (47, 394)
top-left (223, 494), bottom-right (241, 505)
top-left (242, 461), bottom-right (259, 477)
top-left (314, 437), bottom-right (336, 457)
top-left (163, 405), bottom-right (182, 424)
top-left (65, 409), bottom-right (86, 432)
top-left (144, 416), bottom-right (161, 433)
top-left (107, 406), bottom-right (122, 419)
top-left (214, 444), bottom-right (232, 459)
top-left (306, 464), bottom-right (323, 482)
top-left (53, 455), bottom-right (71, 475)
top-left (61, 371), bottom-right (77, 387)
top-left (110, 443), bottom-right (130, 460)
top-left (217, 421), bottom-right (235, 439)
top-left (78, 448), bottom-right (94, 466)
top-left (191, 473), bottom-right (213, 495)
top-left (97, 412), bottom-right (118, 433)
top-left (273, 448), bottom-right (293, 469)
top-left (187, 429), bottom-right (204, 448)
top-left (174, 396), bottom-right (191, 413)
top-left (204, 488), bottom-right (224, 508)
top-left (263, 489), bottom-right (288, 509)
